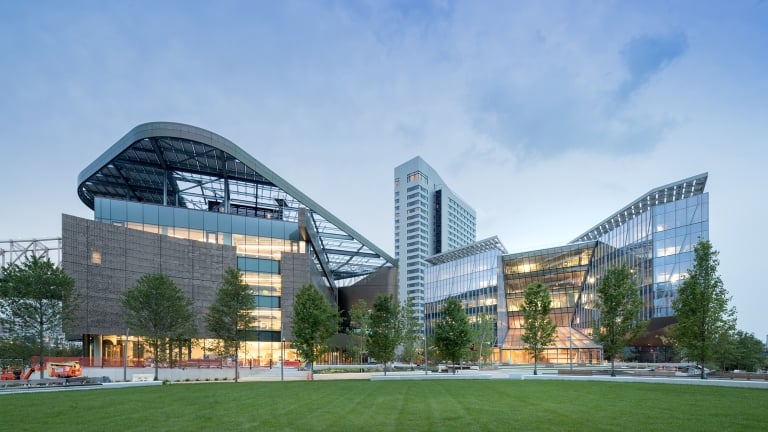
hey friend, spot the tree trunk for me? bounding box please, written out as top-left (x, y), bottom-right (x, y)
top-left (38, 317), bottom-right (45, 379)
top-left (235, 342), bottom-right (239, 383)
top-left (153, 341), bottom-right (159, 381)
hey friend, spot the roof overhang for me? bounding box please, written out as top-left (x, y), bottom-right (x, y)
top-left (571, 173), bottom-right (708, 243)
top-left (78, 122), bottom-right (396, 284)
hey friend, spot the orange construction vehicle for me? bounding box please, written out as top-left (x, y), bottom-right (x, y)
top-left (46, 361), bottom-right (82, 378)
top-left (1, 364), bottom-right (34, 380)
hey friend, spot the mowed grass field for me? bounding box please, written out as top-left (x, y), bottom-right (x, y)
top-left (2, 380), bottom-right (766, 431)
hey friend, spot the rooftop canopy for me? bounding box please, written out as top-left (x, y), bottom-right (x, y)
top-left (425, 236), bottom-right (507, 265)
top-left (77, 122), bottom-right (395, 285)
top-left (571, 172), bottom-right (708, 243)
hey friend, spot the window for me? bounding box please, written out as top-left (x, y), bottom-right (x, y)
top-left (407, 171), bottom-right (428, 184)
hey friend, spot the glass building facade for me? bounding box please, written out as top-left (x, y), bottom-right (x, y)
top-left (498, 173), bottom-right (709, 364)
top-left (424, 237), bottom-right (507, 354)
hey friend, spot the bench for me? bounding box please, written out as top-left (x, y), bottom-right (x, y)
top-left (132, 374), bottom-right (154, 382)
top-left (719, 372), bottom-right (768, 381)
top-left (557, 369), bottom-right (593, 376)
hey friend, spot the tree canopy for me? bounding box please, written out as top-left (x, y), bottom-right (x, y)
top-left (672, 240), bottom-right (735, 378)
top-left (0, 255), bottom-right (75, 378)
top-left (520, 282), bottom-right (556, 375)
top-left (291, 284), bottom-right (338, 379)
top-left (712, 329), bottom-right (766, 372)
top-left (205, 267), bottom-right (255, 382)
top-left (367, 294), bottom-right (401, 375)
top-left (593, 265), bottom-right (645, 376)
top-left (433, 298), bottom-right (471, 373)
top-left (121, 273), bottom-right (196, 381)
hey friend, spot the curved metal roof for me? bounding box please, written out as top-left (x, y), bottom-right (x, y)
top-left (77, 122), bottom-right (395, 283)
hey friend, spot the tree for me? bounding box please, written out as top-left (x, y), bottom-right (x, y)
top-left (205, 267), bottom-right (255, 383)
top-left (434, 298), bottom-right (471, 374)
top-left (470, 313), bottom-right (495, 366)
top-left (121, 273), bottom-right (196, 381)
top-left (346, 299), bottom-right (370, 368)
top-left (399, 297), bottom-right (421, 368)
top-left (672, 240), bottom-right (736, 379)
top-left (593, 265), bottom-right (645, 377)
top-left (0, 255), bottom-right (75, 379)
top-left (291, 284), bottom-right (339, 380)
top-left (367, 294), bottom-right (401, 375)
top-left (520, 282), bottom-right (556, 375)
top-left (713, 330), bottom-right (765, 372)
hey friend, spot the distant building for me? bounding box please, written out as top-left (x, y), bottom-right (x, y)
top-left (394, 157), bottom-right (476, 323)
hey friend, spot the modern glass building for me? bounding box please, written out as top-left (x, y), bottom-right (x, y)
top-left (424, 236), bottom-right (507, 354)
top-left (570, 172), bottom-right (709, 321)
top-left (62, 122), bottom-right (396, 367)
top-left (499, 243), bottom-right (604, 365)
top-left (396, 169), bottom-right (707, 366)
top-left (394, 156), bottom-right (476, 324)
top-left (498, 173), bottom-right (708, 364)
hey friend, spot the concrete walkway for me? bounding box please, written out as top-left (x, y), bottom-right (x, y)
top-left (4, 366), bottom-right (766, 391)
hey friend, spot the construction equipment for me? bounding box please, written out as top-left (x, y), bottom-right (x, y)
top-left (1, 364), bottom-right (34, 380)
top-left (46, 361), bottom-right (82, 378)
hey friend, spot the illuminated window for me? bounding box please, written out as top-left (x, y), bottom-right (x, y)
top-left (407, 171), bottom-right (428, 184)
top-left (90, 250), bottom-right (101, 265)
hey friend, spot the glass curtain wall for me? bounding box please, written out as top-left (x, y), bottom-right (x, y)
top-left (650, 194), bottom-right (708, 317)
top-left (424, 245), bottom-right (503, 362)
top-left (500, 244), bottom-right (602, 365)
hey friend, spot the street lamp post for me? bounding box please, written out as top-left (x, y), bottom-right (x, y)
top-left (423, 310), bottom-right (428, 375)
top-left (568, 323), bottom-right (573, 371)
top-left (123, 328), bottom-right (129, 382)
top-left (280, 338), bottom-right (285, 382)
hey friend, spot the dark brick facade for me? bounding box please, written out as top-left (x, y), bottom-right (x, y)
top-left (62, 214), bottom-right (237, 339)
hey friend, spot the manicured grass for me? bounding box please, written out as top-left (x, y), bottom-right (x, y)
top-left (2, 380), bottom-right (766, 431)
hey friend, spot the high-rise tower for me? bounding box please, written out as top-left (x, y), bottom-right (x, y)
top-left (394, 157), bottom-right (476, 322)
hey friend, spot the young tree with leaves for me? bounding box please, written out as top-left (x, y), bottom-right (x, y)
top-left (0, 255), bottom-right (75, 379)
top-left (121, 273), bottom-right (196, 381)
top-left (672, 240), bottom-right (736, 379)
top-left (291, 284), bottom-right (339, 380)
top-left (521, 282), bottom-right (556, 375)
top-left (399, 297), bottom-right (421, 368)
top-left (205, 267), bottom-right (255, 383)
top-left (367, 294), bottom-right (401, 375)
top-left (593, 265), bottom-right (645, 376)
top-left (470, 313), bottom-right (495, 366)
top-left (346, 299), bottom-right (370, 367)
top-left (434, 297), bottom-right (471, 374)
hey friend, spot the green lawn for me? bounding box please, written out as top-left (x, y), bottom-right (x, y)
top-left (2, 380), bottom-right (766, 431)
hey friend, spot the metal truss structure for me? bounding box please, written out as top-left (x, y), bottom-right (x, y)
top-left (77, 122), bottom-right (395, 290)
top-left (0, 238), bottom-right (63, 277)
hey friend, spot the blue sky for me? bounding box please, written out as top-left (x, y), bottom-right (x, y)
top-left (1, 1), bottom-right (766, 341)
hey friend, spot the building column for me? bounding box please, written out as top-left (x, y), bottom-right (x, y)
top-left (93, 335), bottom-right (103, 367)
